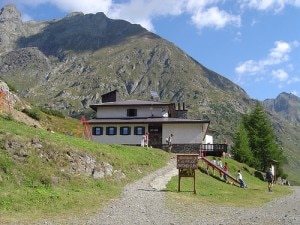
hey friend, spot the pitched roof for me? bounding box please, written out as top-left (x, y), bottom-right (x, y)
top-left (88, 117), bottom-right (210, 124)
top-left (90, 100), bottom-right (173, 111)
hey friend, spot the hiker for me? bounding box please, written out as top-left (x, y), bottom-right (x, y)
top-left (167, 134), bottom-right (173, 153)
top-left (237, 170), bottom-right (247, 188)
top-left (266, 167), bottom-right (274, 192)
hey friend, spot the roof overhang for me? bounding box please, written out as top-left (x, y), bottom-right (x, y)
top-left (88, 117), bottom-right (210, 125)
top-left (89, 100), bottom-right (174, 111)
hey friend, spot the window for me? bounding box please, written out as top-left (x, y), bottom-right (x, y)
top-left (127, 108), bottom-right (137, 117)
top-left (92, 127), bottom-right (103, 135)
top-left (134, 126), bottom-right (145, 135)
top-left (106, 127), bottom-right (117, 135)
top-left (120, 126), bottom-right (131, 135)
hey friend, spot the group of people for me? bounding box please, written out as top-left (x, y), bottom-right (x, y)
top-left (207, 157), bottom-right (247, 188)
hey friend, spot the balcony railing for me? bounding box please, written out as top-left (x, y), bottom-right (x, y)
top-left (199, 144), bottom-right (228, 157)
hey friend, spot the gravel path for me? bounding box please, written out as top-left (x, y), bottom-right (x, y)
top-left (31, 158), bottom-right (300, 224)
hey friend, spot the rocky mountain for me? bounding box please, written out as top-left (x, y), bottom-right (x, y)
top-left (263, 92), bottom-right (300, 125)
top-left (0, 4), bottom-right (299, 183)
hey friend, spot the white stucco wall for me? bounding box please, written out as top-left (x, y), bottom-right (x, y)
top-left (162, 123), bottom-right (205, 144)
top-left (96, 105), bottom-right (169, 118)
top-left (92, 122), bottom-right (207, 145)
top-left (204, 134), bottom-right (213, 144)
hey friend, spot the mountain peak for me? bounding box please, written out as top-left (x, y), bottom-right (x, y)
top-left (0, 4), bottom-right (21, 22)
top-left (262, 92), bottom-right (300, 124)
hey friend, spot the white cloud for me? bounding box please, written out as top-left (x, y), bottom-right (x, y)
top-left (235, 60), bottom-right (264, 75)
top-left (239, 0), bottom-right (300, 12)
top-left (191, 6), bottom-right (241, 30)
top-left (107, 0), bottom-right (186, 31)
top-left (235, 41), bottom-right (293, 75)
top-left (262, 41), bottom-right (291, 65)
top-left (272, 69), bottom-right (289, 81)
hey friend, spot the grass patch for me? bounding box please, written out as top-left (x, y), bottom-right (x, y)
top-left (165, 156), bottom-right (292, 211)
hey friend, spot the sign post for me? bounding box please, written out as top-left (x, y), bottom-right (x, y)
top-left (177, 154), bottom-right (199, 194)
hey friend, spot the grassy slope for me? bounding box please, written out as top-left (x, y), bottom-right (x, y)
top-left (0, 115), bottom-right (170, 223)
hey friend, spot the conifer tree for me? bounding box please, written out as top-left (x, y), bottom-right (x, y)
top-left (233, 102), bottom-right (283, 173)
top-left (232, 123), bottom-right (255, 166)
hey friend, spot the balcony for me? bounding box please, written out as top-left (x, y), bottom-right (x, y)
top-left (199, 144), bottom-right (228, 157)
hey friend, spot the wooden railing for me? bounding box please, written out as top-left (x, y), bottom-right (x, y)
top-left (199, 144), bottom-right (227, 157)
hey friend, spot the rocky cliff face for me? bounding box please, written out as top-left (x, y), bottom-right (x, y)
top-left (263, 92), bottom-right (300, 124)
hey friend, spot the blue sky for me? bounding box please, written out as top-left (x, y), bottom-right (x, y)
top-left (1, 0), bottom-right (300, 101)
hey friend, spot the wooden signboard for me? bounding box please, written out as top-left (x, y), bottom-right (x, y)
top-left (177, 154), bottom-right (199, 194)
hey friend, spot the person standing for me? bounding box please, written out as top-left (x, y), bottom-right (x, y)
top-left (266, 167), bottom-right (274, 192)
top-left (144, 132), bottom-right (149, 147)
top-left (167, 134), bottom-right (173, 153)
top-left (141, 132), bottom-right (149, 147)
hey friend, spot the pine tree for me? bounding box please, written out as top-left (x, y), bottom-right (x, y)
top-left (232, 123), bottom-right (255, 166)
top-left (245, 102), bottom-right (283, 171)
top-left (233, 102), bottom-right (283, 173)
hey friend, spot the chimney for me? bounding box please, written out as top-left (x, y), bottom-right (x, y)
top-left (101, 90), bottom-right (119, 103)
top-left (175, 102), bottom-right (188, 119)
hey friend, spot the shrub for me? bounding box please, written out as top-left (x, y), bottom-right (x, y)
top-left (40, 108), bottom-right (65, 118)
top-left (22, 108), bottom-right (41, 121)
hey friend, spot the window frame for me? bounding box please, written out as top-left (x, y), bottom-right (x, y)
top-left (134, 126), bottom-right (145, 135)
top-left (127, 108), bottom-right (137, 117)
top-left (106, 126), bottom-right (117, 135)
top-left (120, 126), bottom-right (131, 135)
top-left (92, 127), bottom-right (103, 135)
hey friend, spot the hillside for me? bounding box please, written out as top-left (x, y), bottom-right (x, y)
top-left (0, 110), bottom-right (170, 222)
top-left (0, 4), bottom-right (299, 185)
top-left (262, 93), bottom-right (300, 185)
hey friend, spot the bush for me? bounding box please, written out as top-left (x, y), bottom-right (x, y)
top-left (22, 108), bottom-right (41, 121)
top-left (40, 108), bottom-right (65, 118)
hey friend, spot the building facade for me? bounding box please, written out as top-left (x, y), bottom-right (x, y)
top-left (88, 90), bottom-right (210, 153)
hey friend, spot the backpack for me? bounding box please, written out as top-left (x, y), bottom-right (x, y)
top-left (266, 170), bottom-right (273, 180)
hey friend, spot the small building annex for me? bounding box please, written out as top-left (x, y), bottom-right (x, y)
top-left (88, 90), bottom-right (210, 153)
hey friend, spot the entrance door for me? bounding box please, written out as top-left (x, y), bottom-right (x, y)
top-left (148, 124), bottom-right (162, 148)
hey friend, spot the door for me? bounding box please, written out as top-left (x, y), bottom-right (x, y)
top-left (148, 124), bottom-right (162, 148)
